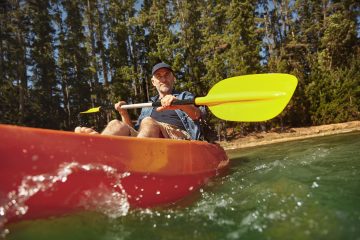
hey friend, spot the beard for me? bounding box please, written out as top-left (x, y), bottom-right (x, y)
top-left (158, 84), bottom-right (173, 95)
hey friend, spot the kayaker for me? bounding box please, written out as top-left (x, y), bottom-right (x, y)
top-left (75, 62), bottom-right (205, 140)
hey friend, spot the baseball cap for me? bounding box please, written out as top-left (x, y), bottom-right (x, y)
top-left (152, 62), bottom-right (173, 75)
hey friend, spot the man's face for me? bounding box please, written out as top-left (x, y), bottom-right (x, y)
top-left (151, 68), bottom-right (175, 96)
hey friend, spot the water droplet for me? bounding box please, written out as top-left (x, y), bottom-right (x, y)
top-left (22, 149), bottom-right (28, 153)
top-left (1, 228), bottom-right (10, 238)
top-left (18, 206), bottom-right (28, 215)
top-left (311, 182), bottom-right (319, 188)
top-left (156, 191), bottom-right (161, 195)
top-left (297, 201), bottom-right (302, 207)
top-left (31, 155), bottom-right (39, 161)
top-left (189, 186), bottom-right (194, 191)
top-left (82, 165), bottom-right (91, 171)
top-left (34, 175), bottom-right (45, 182)
top-left (0, 207), bottom-right (5, 216)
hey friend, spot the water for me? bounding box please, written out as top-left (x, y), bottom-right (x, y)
top-left (4, 132), bottom-right (360, 240)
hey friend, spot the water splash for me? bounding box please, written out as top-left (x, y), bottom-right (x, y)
top-left (0, 162), bottom-right (130, 237)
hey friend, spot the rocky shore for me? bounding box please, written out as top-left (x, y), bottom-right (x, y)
top-left (219, 121), bottom-right (360, 150)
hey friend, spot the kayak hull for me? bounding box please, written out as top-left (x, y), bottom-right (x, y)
top-left (0, 124), bottom-right (228, 223)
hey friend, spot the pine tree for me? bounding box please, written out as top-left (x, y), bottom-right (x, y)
top-left (106, 0), bottom-right (137, 105)
top-left (173, 0), bottom-right (205, 96)
top-left (305, 1), bottom-right (360, 124)
top-left (133, 0), bottom-right (177, 100)
top-left (0, 0), bottom-right (30, 125)
top-left (224, 0), bottom-right (262, 75)
top-left (198, 0), bottom-right (229, 92)
top-left (224, 0), bottom-right (269, 135)
top-left (27, 0), bottom-right (61, 129)
top-left (59, 1), bottom-right (92, 128)
top-left (84, 0), bottom-right (100, 100)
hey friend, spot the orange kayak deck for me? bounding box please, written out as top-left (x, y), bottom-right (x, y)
top-left (0, 124), bottom-right (228, 223)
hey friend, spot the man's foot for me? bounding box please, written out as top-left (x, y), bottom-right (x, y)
top-left (74, 126), bottom-right (99, 134)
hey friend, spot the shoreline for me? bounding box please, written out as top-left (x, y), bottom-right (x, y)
top-left (218, 121), bottom-right (360, 150)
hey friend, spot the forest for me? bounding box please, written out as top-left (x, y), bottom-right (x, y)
top-left (0, 0), bottom-right (359, 138)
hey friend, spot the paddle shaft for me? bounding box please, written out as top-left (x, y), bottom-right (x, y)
top-left (83, 91), bottom-right (284, 112)
top-left (120, 99), bottom-right (195, 109)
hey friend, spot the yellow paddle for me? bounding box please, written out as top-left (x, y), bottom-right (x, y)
top-left (80, 73), bottom-right (298, 122)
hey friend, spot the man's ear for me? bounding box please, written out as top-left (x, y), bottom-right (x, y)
top-left (151, 77), bottom-right (156, 86)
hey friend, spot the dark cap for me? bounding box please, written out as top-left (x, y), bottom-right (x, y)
top-left (152, 62), bottom-right (173, 75)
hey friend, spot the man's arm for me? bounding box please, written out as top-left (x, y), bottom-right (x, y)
top-left (156, 95), bottom-right (201, 120)
top-left (176, 105), bottom-right (201, 120)
top-left (115, 101), bottom-right (134, 127)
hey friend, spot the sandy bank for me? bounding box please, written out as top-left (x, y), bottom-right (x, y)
top-left (219, 121), bottom-right (360, 150)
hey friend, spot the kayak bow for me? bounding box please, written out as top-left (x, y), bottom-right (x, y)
top-left (0, 124), bottom-right (228, 223)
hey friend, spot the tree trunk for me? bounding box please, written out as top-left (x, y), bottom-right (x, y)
top-left (86, 0), bottom-right (99, 91)
top-left (96, 0), bottom-right (109, 86)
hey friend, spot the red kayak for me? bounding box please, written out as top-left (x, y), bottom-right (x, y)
top-left (0, 124), bottom-right (228, 224)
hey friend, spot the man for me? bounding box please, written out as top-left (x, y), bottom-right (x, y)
top-left (75, 62), bottom-right (204, 140)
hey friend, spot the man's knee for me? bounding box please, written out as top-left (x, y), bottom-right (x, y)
top-left (137, 117), bottom-right (161, 138)
top-left (74, 126), bottom-right (81, 133)
top-left (107, 119), bottom-right (123, 129)
top-left (102, 119), bottom-right (130, 136)
top-left (140, 117), bottom-right (157, 126)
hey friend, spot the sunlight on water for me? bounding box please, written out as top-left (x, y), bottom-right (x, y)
top-left (3, 132), bottom-right (360, 240)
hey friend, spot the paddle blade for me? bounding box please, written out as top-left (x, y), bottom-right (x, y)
top-left (80, 107), bottom-right (101, 114)
top-left (195, 74), bottom-right (298, 121)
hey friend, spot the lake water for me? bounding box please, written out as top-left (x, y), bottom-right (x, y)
top-left (5, 131), bottom-right (360, 240)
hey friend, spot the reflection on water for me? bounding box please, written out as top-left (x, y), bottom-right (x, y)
top-left (4, 131), bottom-right (360, 240)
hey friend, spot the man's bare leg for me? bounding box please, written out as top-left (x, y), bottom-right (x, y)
top-left (101, 119), bottom-right (132, 136)
top-left (74, 120), bottom-right (132, 136)
top-left (137, 117), bottom-right (162, 138)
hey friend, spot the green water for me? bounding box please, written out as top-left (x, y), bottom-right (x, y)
top-left (6, 132), bottom-right (360, 240)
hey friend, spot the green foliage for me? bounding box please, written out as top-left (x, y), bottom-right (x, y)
top-left (0, 0), bottom-right (359, 135)
top-left (306, 56), bottom-right (360, 125)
